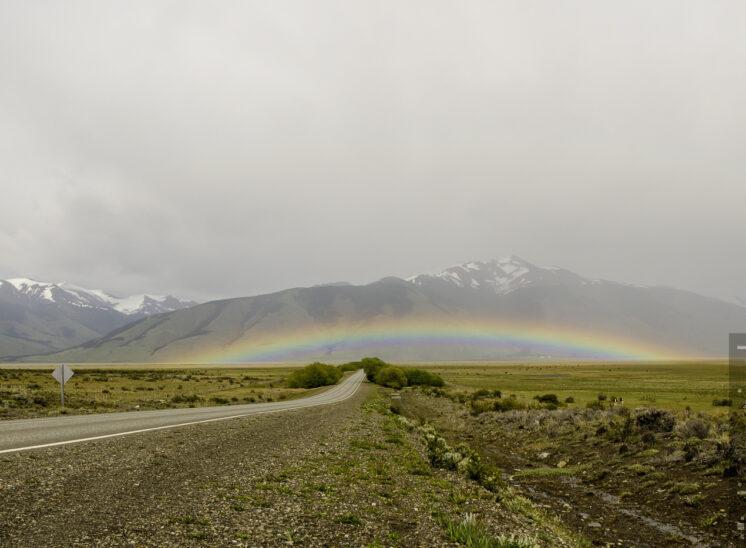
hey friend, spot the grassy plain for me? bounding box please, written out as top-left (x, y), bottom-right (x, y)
top-left (0, 365), bottom-right (323, 419)
top-left (409, 360), bottom-right (729, 412)
top-left (0, 360), bottom-right (731, 420)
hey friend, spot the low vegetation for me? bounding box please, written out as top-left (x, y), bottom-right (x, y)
top-left (405, 371), bottom-right (740, 546)
top-left (0, 366), bottom-right (325, 419)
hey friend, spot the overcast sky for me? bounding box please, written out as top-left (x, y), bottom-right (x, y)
top-left (0, 1), bottom-right (743, 303)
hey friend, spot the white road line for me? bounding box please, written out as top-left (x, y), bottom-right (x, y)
top-left (0, 372), bottom-right (364, 455)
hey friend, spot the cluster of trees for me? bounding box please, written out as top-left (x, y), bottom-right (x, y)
top-left (284, 357), bottom-right (445, 390)
top-left (360, 357), bottom-right (444, 390)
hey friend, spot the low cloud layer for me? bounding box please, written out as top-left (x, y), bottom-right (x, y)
top-left (0, 1), bottom-right (743, 302)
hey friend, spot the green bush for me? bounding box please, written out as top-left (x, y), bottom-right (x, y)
top-left (493, 398), bottom-right (527, 412)
top-left (402, 368), bottom-right (444, 387)
top-left (535, 394), bottom-right (560, 405)
top-left (337, 361), bottom-right (361, 372)
top-left (374, 366), bottom-right (408, 389)
top-left (286, 362), bottom-right (343, 388)
top-left (361, 357), bottom-right (389, 381)
top-left (171, 394), bottom-right (203, 404)
top-left (635, 408), bottom-right (676, 433)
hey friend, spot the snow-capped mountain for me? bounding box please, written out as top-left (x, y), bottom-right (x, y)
top-left (407, 255), bottom-right (589, 295)
top-left (40, 257), bottom-right (746, 363)
top-left (0, 278), bottom-right (195, 317)
top-left (0, 278), bottom-right (197, 359)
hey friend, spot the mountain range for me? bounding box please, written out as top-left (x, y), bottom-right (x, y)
top-left (7, 256), bottom-right (743, 363)
top-left (0, 278), bottom-right (196, 358)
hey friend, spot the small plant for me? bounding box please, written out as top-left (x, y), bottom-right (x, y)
top-left (186, 531), bottom-right (207, 539)
top-left (175, 515), bottom-right (209, 525)
top-left (683, 494), bottom-right (704, 507)
top-left (700, 512), bottom-right (722, 527)
top-left (668, 482), bottom-right (700, 495)
top-left (433, 511), bottom-right (538, 547)
top-left (449, 489), bottom-right (470, 505)
top-left (626, 464), bottom-right (655, 476)
top-left (337, 513), bottom-right (363, 526)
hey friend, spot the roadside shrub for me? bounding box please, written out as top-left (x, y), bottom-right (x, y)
top-left (586, 400), bottom-right (605, 410)
top-left (374, 366), bottom-right (408, 389)
top-left (286, 362), bottom-right (342, 388)
top-left (337, 361), bottom-right (361, 372)
top-left (171, 394), bottom-right (202, 404)
top-left (564, 396), bottom-right (574, 403)
top-left (635, 408), bottom-right (675, 433)
top-left (361, 357), bottom-right (389, 381)
top-left (598, 394), bottom-right (607, 401)
top-left (403, 368), bottom-right (444, 387)
top-left (712, 398), bottom-right (731, 407)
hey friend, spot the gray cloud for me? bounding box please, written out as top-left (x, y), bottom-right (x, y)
top-left (0, 1), bottom-right (744, 302)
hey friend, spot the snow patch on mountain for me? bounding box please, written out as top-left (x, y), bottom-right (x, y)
top-left (1, 278), bottom-right (196, 316)
top-left (407, 255), bottom-right (584, 295)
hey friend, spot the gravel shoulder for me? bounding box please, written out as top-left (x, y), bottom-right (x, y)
top-left (0, 381), bottom-right (578, 547)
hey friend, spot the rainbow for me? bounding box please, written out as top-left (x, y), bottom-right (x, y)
top-left (180, 318), bottom-right (678, 363)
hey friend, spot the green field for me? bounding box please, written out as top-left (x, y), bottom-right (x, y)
top-left (408, 360), bottom-right (730, 412)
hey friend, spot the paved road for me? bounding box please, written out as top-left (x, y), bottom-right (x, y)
top-left (0, 369), bottom-right (366, 454)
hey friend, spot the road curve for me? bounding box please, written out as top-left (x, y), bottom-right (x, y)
top-left (0, 369), bottom-right (366, 454)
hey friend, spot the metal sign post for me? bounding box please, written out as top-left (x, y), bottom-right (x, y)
top-left (52, 363), bottom-right (74, 407)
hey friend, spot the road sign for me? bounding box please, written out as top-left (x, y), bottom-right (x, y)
top-left (52, 364), bottom-right (74, 407)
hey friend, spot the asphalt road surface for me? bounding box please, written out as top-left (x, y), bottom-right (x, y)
top-left (0, 369), bottom-right (365, 454)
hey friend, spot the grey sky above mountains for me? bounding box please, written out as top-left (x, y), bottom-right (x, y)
top-left (0, 1), bottom-right (743, 303)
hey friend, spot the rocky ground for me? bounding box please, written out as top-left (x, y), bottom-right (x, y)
top-left (0, 382), bottom-right (581, 547)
